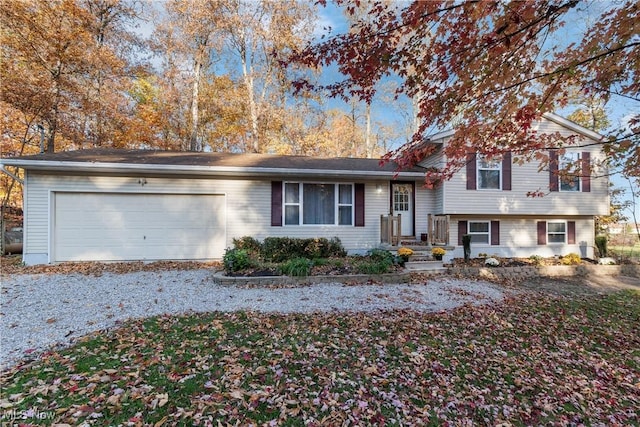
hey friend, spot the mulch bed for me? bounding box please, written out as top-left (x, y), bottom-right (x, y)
top-left (0, 256), bottom-right (222, 276)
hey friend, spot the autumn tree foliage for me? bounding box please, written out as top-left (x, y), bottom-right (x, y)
top-left (289, 0), bottom-right (640, 186)
top-left (0, 0), bottom-right (144, 154)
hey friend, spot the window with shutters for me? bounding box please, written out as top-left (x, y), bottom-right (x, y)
top-left (284, 182), bottom-right (353, 226)
top-left (547, 221), bottom-right (567, 243)
top-left (468, 221), bottom-right (490, 243)
top-left (477, 155), bottom-right (502, 190)
top-left (559, 152), bottom-right (581, 192)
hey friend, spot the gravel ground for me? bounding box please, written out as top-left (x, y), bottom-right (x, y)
top-left (0, 270), bottom-right (504, 370)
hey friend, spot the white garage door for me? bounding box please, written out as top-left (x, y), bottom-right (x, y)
top-left (53, 192), bottom-right (226, 262)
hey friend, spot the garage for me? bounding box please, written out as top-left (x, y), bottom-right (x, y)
top-left (53, 192), bottom-right (226, 262)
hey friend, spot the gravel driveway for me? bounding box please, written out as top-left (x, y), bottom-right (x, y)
top-left (0, 270), bottom-right (504, 370)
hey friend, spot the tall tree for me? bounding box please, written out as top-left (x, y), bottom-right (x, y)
top-left (154, 0), bottom-right (226, 151)
top-left (289, 1), bottom-right (639, 185)
top-left (220, 0), bottom-right (316, 153)
top-left (0, 0), bottom-right (143, 153)
top-left (81, 0), bottom-right (145, 148)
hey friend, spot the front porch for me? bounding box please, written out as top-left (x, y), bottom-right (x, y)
top-left (379, 214), bottom-right (452, 272)
top-left (380, 213), bottom-right (451, 247)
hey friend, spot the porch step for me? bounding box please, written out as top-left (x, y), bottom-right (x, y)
top-left (404, 260), bottom-right (447, 272)
top-left (408, 253), bottom-right (433, 262)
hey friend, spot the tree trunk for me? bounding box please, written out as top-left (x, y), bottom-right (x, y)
top-left (365, 102), bottom-right (372, 158)
top-left (189, 58), bottom-right (202, 152)
top-left (242, 59), bottom-right (260, 153)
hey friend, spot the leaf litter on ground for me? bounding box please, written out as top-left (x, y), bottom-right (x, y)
top-left (0, 290), bottom-right (638, 426)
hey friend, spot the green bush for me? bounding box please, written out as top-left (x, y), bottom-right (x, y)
top-left (327, 237), bottom-right (347, 257)
top-left (280, 257), bottom-right (313, 277)
top-left (262, 237), bottom-right (346, 262)
top-left (223, 248), bottom-right (252, 272)
top-left (232, 236), bottom-right (262, 258)
top-left (354, 249), bottom-right (395, 274)
top-left (368, 248), bottom-right (395, 263)
top-left (355, 259), bottom-right (393, 274)
top-left (262, 237), bottom-right (300, 262)
top-left (595, 235), bottom-right (608, 257)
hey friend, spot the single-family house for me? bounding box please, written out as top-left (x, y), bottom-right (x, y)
top-left (0, 113), bottom-right (608, 265)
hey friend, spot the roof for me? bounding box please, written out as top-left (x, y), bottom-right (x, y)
top-left (423, 112), bottom-right (604, 143)
top-left (0, 148), bottom-right (427, 179)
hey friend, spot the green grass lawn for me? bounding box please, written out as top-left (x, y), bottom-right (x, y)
top-left (610, 243), bottom-right (640, 261)
top-left (1, 291), bottom-right (639, 426)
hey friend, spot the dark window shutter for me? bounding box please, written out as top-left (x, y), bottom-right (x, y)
top-left (354, 183), bottom-right (365, 227)
top-left (271, 181), bottom-right (282, 226)
top-left (466, 153), bottom-right (477, 190)
top-left (491, 220), bottom-right (500, 245)
top-left (567, 221), bottom-right (576, 244)
top-left (549, 150), bottom-right (559, 192)
top-left (537, 221), bottom-right (547, 245)
top-left (458, 220), bottom-right (468, 246)
top-left (581, 152), bottom-right (591, 192)
top-left (502, 151), bottom-right (512, 191)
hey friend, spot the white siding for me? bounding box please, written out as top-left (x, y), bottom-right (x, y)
top-left (418, 146), bottom-right (445, 214)
top-left (23, 173), bottom-right (413, 264)
top-left (447, 216), bottom-right (596, 260)
top-left (441, 118), bottom-right (608, 216)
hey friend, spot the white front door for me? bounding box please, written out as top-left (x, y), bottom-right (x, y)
top-left (392, 183), bottom-right (413, 236)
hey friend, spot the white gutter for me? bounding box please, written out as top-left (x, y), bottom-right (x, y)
top-left (542, 112), bottom-right (604, 141)
top-left (0, 159), bottom-right (427, 179)
top-left (0, 165), bottom-right (23, 184)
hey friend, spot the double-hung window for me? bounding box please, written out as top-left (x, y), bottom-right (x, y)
top-left (559, 152), bottom-right (580, 192)
top-left (468, 221), bottom-right (490, 244)
top-left (284, 182), bottom-right (353, 226)
top-left (547, 221), bottom-right (566, 243)
top-left (477, 155), bottom-right (501, 189)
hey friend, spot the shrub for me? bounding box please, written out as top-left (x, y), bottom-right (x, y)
top-left (327, 237), bottom-right (347, 257)
top-left (561, 253), bottom-right (582, 265)
top-left (355, 259), bottom-right (393, 274)
top-left (303, 237), bottom-right (346, 258)
top-left (280, 257), bottom-right (313, 277)
top-left (368, 248), bottom-right (395, 263)
top-left (262, 237), bottom-right (301, 262)
top-left (595, 235), bottom-right (608, 257)
top-left (355, 249), bottom-right (395, 273)
top-left (223, 248), bottom-right (252, 272)
top-left (232, 236), bottom-right (262, 258)
top-left (529, 254), bottom-right (544, 266)
top-left (262, 237), bottom-right (346, 262)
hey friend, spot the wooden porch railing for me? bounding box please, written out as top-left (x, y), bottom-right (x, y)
top-left (380, 214), bottom-right (401, 246)
top-left (428, 214), bottom-right (450, 245)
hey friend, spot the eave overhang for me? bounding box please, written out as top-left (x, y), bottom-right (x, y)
top-left (0, 158), bottom-right (427, 180)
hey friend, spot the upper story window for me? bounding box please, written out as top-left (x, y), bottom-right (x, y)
top-left (559, 152), bottom-right (581, 192)
top-left (477, 155), bottom-right (501, 190)
top-left (284, 182), bottom-right (353, 226)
